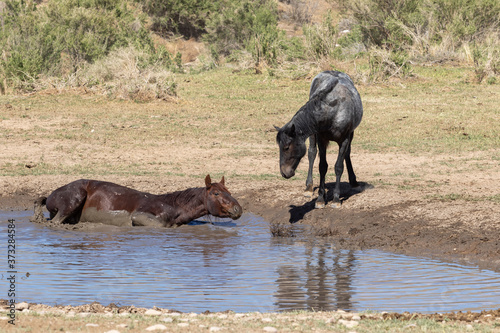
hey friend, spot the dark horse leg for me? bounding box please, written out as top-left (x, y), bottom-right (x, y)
top-left (345, 132), bottom-right (359, 188)
top-left (331, 135), bottom-right (353, 208)
top-left (304, 134), bottom-right (317, 197)
top-left (131, 212), bottom-right (166, 228)
top-left (315, 137), bottom-right (329, 209)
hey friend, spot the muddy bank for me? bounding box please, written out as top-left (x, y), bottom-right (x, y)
top-left (237, 183), bottom-right (500, 272)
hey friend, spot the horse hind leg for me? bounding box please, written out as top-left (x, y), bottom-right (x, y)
top-left (304, 134), bottom-right (317, 197)
top-left (47, 186), bottom-right (88, 224)
top-left (331, 138), bottom-right (351, 209)
top-left (345, 132), bottom-right (359, 188)
top-left (315, 138), bottom-right (329, 209)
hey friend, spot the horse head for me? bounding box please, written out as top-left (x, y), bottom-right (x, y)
top-left (275, 123), bottom-right (307, 179)
top-left (204, 175), bottom-right (242, 220)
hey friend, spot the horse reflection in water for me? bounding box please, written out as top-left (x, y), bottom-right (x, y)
top-left (32, 175), bottom-right (242, 228)
top-left (274, 247), bottom-right (355, 311)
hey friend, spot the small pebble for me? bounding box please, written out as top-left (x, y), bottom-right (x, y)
top-left (177, 323), bottom-right (189, 327)
top-left (85, 323), bottom-right (99, 327)
top-left (16, 302), bottom-right (29, 311)
top-left (162, 317), bottom-right (174, 323)
top-left (338, 319), bottom-right (359, 328)
top-left (145, 309), bottom-right (162, 316)
top-left (262, 317), bottom-right (273, 322)
top-left (104, 330), bottom-right (121, 333)
top-left (263, 327), bottom-right (277, 333)
top-left (209, 327), bottom-right (223, 332)
top-left (145, 324), bottom-right (168, 331)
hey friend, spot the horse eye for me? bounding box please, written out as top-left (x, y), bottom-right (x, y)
top-left (214, 191), bottom-right (220, 196)
top-left (284, 145), bottom-right (290, 151)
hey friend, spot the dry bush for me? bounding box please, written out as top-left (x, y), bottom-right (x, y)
top-left (286, 0), bottom-right (318, 25)
top-left (368, 47), bottom-right (412, 82)
top-left (34, 47), bottom-right (177, 101)
top-left (77, 47), bottom-right (177, 101)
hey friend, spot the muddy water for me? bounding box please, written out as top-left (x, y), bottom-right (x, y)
top-left (2, 210), bottom-right (500, 313)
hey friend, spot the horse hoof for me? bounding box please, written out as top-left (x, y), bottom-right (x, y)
top-left (315, 201), bottom-right (326, 209)
top-left (303, 191), bottom-right (313, 198)
top-left (330, 202), bottom-right (342, 209)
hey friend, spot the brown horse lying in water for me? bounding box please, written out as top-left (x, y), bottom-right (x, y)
top-left (32, 175), bottom-right (242, 227)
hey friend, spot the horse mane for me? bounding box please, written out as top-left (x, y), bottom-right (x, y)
top-left (291, 75), bottom-right (341, 138)
top-left (160, 187), bottom-right (205, 207)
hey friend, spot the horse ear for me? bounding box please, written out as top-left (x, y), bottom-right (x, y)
top-left (220, 176), bottom-right (225, 186)
top-left (205, 174), bottom-right (212, 189)
top-left (288, 124), bottom-right (296, 137)
top-left (273, 125), bottom-right (281, 131)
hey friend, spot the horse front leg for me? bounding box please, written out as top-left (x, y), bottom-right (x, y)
top-left (304, 134), bottom-right (317, 197)
top-left (131, 212), bottom-right (166, 228)
top-left (315, 138), bottom-right (329, 209)
top-left (332, 138), bottom-right (350, 208)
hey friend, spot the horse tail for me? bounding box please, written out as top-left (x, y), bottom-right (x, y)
top-left (309, 73), bottom-right (338, 101)
top-left (31, 196), bottom-right (47, 223)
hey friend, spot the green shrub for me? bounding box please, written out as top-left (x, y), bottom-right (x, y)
top-left (470, 34), bottom-right (499, 83)
top-left (0, 0), bottom-right (153, 89)
top-left (336, 0), bottom-right (424, 49)
top-left (136, 0), bottom-right (219, 38)
top-left (429, 0), bottom-right (500, 43)
top-left (0, 1), bottom-right (60, 84)
top-left (44, 0), bottom-right (153, 67)
top-left (205, 0), bottom-right (283, 66)
top-left (303, 11), bottom-right (338, 60)
top-left (334, 0), bottom-right (499, 59)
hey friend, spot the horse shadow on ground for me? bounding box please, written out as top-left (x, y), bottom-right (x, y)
top-left (288, 182), bottom-right (374, 223)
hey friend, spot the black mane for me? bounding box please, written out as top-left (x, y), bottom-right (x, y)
top-left (160, 187), bottom-right (205, 206)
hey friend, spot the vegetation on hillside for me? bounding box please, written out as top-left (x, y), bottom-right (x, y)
top-left (0, 0), bottom-right (498, 99)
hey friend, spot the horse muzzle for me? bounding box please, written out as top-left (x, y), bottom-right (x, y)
top-left (280, 165), bottom-right (295, 179)
top-left (229, 204), bottom-right (243, 220)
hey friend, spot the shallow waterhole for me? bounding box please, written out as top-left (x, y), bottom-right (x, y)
top-left (1, 210), bottom-right (499, 314)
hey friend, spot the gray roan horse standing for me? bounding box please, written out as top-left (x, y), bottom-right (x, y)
top-left (276, 71), bottom-right (363, 208)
